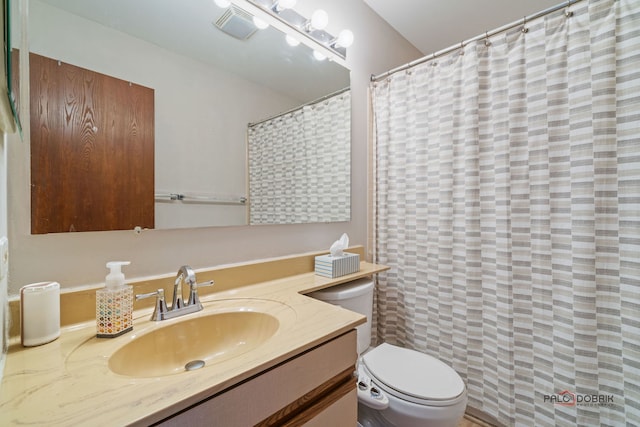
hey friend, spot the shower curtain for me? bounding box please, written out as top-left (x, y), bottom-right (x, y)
top-left (248, 90), bottom-right (350, 224)
top-left (371, 0), bottom-right (639, 425)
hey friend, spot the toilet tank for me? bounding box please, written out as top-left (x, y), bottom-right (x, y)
top-left (308, 278), bottom-right (374, 355)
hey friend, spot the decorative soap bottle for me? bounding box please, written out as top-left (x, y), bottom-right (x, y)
top-left (96, 261), bottom-right (133, 338)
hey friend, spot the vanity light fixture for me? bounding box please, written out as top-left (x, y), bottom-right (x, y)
top-left (332, 29), bottom-right (354, 49)
top-left (313, 50), bottom-right (327, 61)
top-left (252, 16), bottom-right (269, 29)
top-left (285, 34), bottom-right (300, 47)
top-left (234, 0), bottom-right (354, 62)
top-left (306, 9), bottom-right (329, 32)
top-left (272, 0), bottom-right (296, 12)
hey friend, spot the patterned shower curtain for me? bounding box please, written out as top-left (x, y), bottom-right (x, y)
top-left (371, 0), bottom-right (639, 425)
top-left (248, 90), bottom-right (350, 224)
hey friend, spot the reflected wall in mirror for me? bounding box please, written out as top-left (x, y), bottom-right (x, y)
top-left (29, 0), bottom-right (351, 232)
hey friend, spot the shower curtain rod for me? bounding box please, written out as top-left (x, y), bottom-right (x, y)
top-left (371, 0), bottom-right (583, 82)
top-left (248, 86), bottom-right (350, 128)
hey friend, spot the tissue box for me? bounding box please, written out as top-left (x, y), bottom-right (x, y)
top-left (314, 252), bottom-right (360, 278)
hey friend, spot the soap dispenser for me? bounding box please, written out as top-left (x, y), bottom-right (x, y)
top-left (96, 261), bottom-right (133, 338)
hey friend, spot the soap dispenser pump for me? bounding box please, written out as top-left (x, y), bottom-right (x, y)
top-left (96, 261), bottom-right (133, 338)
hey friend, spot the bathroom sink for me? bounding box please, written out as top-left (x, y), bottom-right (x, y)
top-left (66, 298), bottom-right (296, 379)
top-left (109, 311), bottom-right (280, 377)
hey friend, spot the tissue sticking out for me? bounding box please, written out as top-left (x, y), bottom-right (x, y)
top-left (330, 233), bottom-right (350, 257)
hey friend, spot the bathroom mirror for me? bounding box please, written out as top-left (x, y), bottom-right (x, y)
top-left (29, 0), bottom-right (351, 232)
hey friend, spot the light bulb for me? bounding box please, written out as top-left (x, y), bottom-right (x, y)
top-left (213, 0), bottom-right (231, 7)
top-left (277, 0), bottom-right (297, 10)
top-left (253, 16), bottom-right (269, 29)
top-left (313, 50), bottom-right (327, 61)
top-left (285, 35), bottom-right (300, 47)
top-left (310, 9), bottom-right (329, 31)
top-left (336, 29), bottom-right (354, 48)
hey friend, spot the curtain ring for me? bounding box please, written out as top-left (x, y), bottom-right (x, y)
top-left (459, 41), bottom-right (465, 55)
top-left (521, 16), bottom-right (528, 33)
top-left (565, 0), bottom-right (574, 16)
top-left (484, 31), bottom-right (491, 47)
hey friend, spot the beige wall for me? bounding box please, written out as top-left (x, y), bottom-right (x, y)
top-left (1, 133), bottom-right (7, 379)
top-left (6, 0), bottom-right (421, 294)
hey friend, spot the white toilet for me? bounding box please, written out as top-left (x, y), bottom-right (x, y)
top-left (309, 278), bottom-right (467, 427)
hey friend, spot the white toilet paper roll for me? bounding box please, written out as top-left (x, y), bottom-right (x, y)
top-left (20, 281), bottom-right (61, 347)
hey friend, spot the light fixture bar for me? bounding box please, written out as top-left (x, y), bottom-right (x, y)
top-left (231, 0), bottom-right (348, 65)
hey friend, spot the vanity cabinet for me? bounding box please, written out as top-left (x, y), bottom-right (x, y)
top-left (153, 330), bottom-right (358, 427)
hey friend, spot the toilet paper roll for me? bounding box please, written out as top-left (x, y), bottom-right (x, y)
top-left (20, 281), bottom-right (61, 347)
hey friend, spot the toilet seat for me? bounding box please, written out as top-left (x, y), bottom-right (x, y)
top-left (361, 343), bottom-right (466, 407)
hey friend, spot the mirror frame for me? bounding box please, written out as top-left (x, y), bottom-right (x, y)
top-left (4, 0), bottom-right (20, 131)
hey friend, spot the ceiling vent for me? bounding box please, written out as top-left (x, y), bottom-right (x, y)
top-left (214, 4), bottom-right (258, 40)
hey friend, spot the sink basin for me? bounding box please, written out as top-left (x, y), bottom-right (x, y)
top-left (65, 298), bottom-right (297, 379)
top-left (108, 310), bottom-right (280, 377)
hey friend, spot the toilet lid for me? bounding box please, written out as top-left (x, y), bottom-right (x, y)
top-left (362, 343), bottom-right (465, 401)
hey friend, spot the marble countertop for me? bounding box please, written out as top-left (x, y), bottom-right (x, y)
top-left (0, 262), bottom-right (387, 426)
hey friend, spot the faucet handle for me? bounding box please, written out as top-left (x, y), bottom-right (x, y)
top-left (196, 280), bottom-right (215, 288)
top-left (187, 280), bottom-right (215, 306)
top-left (136, 289), bottom-right (168, 321)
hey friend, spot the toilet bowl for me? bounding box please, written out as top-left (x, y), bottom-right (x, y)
top-left (357, 343), bottom-right (467, 427)
top-left (309, 278), bottom-right (467, 427)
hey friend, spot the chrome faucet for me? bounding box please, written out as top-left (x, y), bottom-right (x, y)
top-left (172, 265), bottom-right (196, 310)
top-left (136, 265), bottom-right (214, 321)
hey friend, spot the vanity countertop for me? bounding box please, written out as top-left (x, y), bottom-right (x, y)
top-left (0, 261), bottom-right (388, 426)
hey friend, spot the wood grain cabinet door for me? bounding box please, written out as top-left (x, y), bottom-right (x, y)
top-left (30, 52), bottom-right (154, 234)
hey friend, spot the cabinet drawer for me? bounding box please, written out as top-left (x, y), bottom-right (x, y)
top-left (157, 329), bottom-right (357, 426)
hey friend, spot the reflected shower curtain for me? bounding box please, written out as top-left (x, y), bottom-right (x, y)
top-left (371, 0), bottom-right (639, 425)
top-left (248, 91), bottom-right (350, 224)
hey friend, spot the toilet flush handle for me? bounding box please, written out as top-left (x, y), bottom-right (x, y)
top-left (357, 374), bottom-right (390, 410)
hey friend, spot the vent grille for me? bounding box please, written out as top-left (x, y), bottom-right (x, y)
top-left (214, 4), bottom-right (257, 40)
